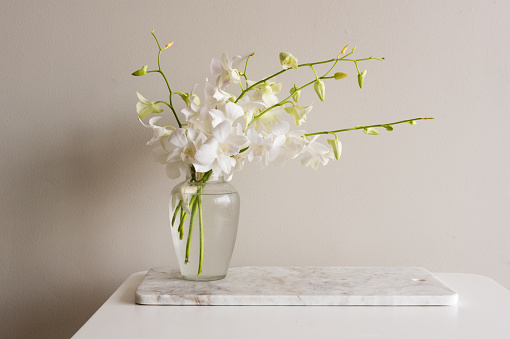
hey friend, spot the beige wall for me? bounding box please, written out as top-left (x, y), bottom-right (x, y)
top-left (1, 0), bottom-right (509, 337)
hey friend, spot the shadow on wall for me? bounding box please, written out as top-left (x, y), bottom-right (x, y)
top-left (0, 119), bottom-right (156, 338)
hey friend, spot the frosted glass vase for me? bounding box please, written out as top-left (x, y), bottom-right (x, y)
top-left (169, 171), bottom-right (240, 281)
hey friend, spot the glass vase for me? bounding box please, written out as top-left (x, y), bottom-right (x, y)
top-left (169, 171), bottom-right (240, 281)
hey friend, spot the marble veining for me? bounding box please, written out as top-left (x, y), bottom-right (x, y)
top-left (135, 266), bottom-right (458, 306)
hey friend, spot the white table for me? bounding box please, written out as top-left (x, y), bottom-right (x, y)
top-left (73, 271), bottom-right (510, 338)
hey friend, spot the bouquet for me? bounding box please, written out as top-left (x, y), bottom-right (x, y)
top-left (132, 30), bottom-right (431, 275)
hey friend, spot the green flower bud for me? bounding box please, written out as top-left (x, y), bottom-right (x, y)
top-left (131, 65), bottom-right (148, 76)
top-left (357, 70), bottom-right (367, 89)
top-left (179, 93), bottom-right (191, 106)
top-left (408, 120), bottom-right (417, 125)
top-left (334, 72), bottom-right (348, 80)
top-left (383, 124), bottom-right (394, 131)
top-left (327, 138), bottom-right (342, 160)
top-left (279, 52), bottom-right (299, 69)
top-left (363, 127), bottom-right (380, 135)
top-left (314, 79), bottom-right (326, 102)
top-left (290, 84), bottom-right (301, 102)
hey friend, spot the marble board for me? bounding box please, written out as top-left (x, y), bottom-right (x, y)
top-left (135, 266), bottom-right (458, 306)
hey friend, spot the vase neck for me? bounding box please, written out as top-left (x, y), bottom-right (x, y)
top-left (185, 170), bottom-right (224, 183)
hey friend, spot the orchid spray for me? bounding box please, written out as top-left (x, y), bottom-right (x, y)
top-left (133, 30), bottom-right (432, 275)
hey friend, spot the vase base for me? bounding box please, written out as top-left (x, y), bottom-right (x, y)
top-left (181, 274), bottom-right (226, 282)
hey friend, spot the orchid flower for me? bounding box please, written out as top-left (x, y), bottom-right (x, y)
top-left (208, 102), bottom-right (245, 128)
top-left (136, 92), bottom-right (164, 119)
top-left (195, 121), bottom-right (248, 175)
top-left (172, 184), bottom-right (198, 213)
top-left (204, 80), bottom-right (232, 104)
top-left (285, 104), bottom-right (313, 127)
top-left (248, 81), bottom-right (282, 107)
top-left (246, 128), bottom-right (284, 168)
top-left (270, 121), bottom-right (306, 166)
top-left (300, 136), bottom-right (334, 170)
top-left (164, 128), bottom-right (208, 178)
top-left (210, 52), bottom-right (242, 89)
top-left (139, 116), bottom-right (173, 145)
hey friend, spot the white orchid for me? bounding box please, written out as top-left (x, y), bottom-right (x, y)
top-left (245, 128), bottom-right (285, 168)
top-left (300, 136), bottom-right (334, 170)
top-left (136, 92), bottom-right (164, 119)
top-left (172, 184), bottom-right (198, 213)
top-left (164, 128), bottom-right (207, 178)
top-left (210, 52), bottom-right (242, 89)
top-left (139, 116), bottom-right (173, 145)
top-left (237, 97), bottom-right (266, 129)
top-left (195, 121), bottom-right (248, 175)
top-left (135, 46), bottom-right (409, 181)
top-left (204, 80), bottom-right (232, 105)
top-left (209, 102), bottom-right (245, 128)
top-left (248, 81), bottom-right (282, 107)
top-left (270, 121), bottom-right (306, 166)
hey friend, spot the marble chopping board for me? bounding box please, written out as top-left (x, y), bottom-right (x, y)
top-left (135, 266), bottom-right (458, 306)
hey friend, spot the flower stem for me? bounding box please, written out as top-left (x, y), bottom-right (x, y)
top-left (198, 195), bottom-right (204, 275)
top-left (171, 201), bottom-right (182, 227)
top-left (151, 31), bottom-right (183, 128)
top-left (178, 209), bottom-right (187, 240)
top-left (304, 117), bottom-right (434, 136)
top-left (184, 197), bottom-right (198, 264)
top-left (155, 101), bottom-right (173, 109)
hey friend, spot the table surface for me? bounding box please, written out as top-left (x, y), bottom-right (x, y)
top-left (73, 271), bottom-right (510, 339)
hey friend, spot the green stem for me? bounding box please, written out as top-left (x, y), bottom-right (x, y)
top-left (198, 195), bottom-right (204, 275)
top-left (155, 101), bottom-right (173, 109)
top-left (310, 65), bottom-right (319, 80)
top-left (354, 61), bottom-right (360, 74)
top-left (304, 117), bottom-right (434, 136)
top-left (171, 201), bottom-right (182, 227)
top-left (184, 197), bottom-right (198, 264)
top-left (242, 53), bottom-right (255, 86)
top-left (151, 32), bottom-right (183, 128)
top-left (178, 209), bottom-right (187, 240)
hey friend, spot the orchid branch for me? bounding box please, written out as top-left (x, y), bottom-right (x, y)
top-left (235, 52), bottom-right (381, 103)
top-left (304, 117), bottom-right (434, 136)
top-left (171, 201), bottom-right (182, 227)
top-left (150, 31), bottom-right (183, 128)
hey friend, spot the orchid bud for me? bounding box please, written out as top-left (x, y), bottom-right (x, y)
top-left (162, 41), bottom-right (174, 50)
top-left (290, 84), bottom-right (301, 102)
top-left (279, 52), bottom-right (299, 69)
top-left (383, 124), bottom-right (394, 131)
top-left (334, 72), bottom-right (348, 80)
top-left (179, 93), bottom-right (191, 106)
top-left (358, 70), bottom-right (367, 89)
top-left (314, 79), bottom-right (326, 102)
top-left (131, 65), bottom-right (148, 76)
top-left (363, 127), bottom-right (380, 135)
top-left (408, 120), bottom-right (417, 125)
top-left (327, 138), bottom-right (342, 160)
